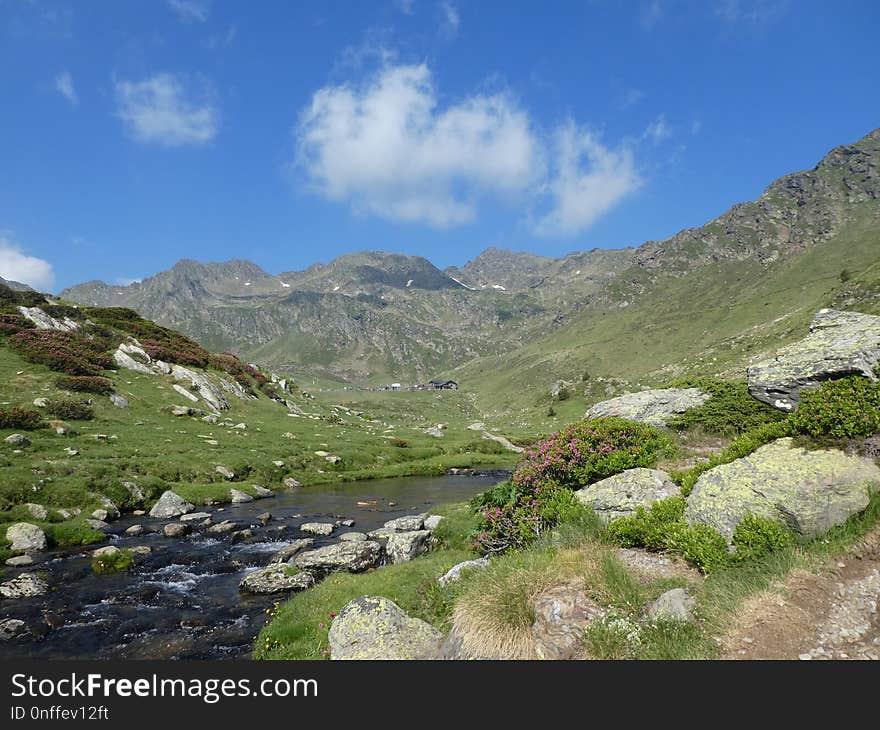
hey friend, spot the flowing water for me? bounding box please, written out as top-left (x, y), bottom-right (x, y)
top-left (0, 473), bottom-right (503, 659)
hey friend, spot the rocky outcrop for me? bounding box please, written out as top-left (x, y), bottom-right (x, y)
top-left (17, 306), bottom-right (78, 331)
top-left (586, 388), bottom-right (710, 426)
top-left (574, 468), bottom-right (679, 520)
top-left (531, 582), bottom-right (604, 660)
top-left (328, 596), bottom-right (443, 660)
top-left (239, 565), bottom-right (315, 595)
top-left (6, 523), bottom-right (47, 553)
top-left (748, 309), bottom-right (880, 411)
top-left (685, 438), bottom-right (880, 542)
top-left (149, 491), bottom-right (195, 519)
top-left (385, 530), bottom-right (432, 564)
top-left (293, 541), bottom-right (382, 575)
top-left (170, 364), bottom-right (229, 412)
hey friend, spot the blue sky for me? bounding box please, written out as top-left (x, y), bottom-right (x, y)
top-left (1, 0), bottom-right (878, 292)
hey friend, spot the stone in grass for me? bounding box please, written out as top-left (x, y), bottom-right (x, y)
top-left (24, 503), bottom-right (47, 520)
top-left (6, 523), bottom-right (47, 553)
top-left (685, 438), bottom-right (880, 543)
top-left (385, 530), bottom-right (432, 564)
top-left (251, 485), bottom-right (274, 498)
top-left (574, 468), bottom-right (680, 521)
top-left (215, 465), bottom-right (236, 480)
top-left (383, 513), bottom-right (427, 532)
top-left (4, 434), bottom-right (30, 447)
top-left (531, 582), bottom-right (605, 660)
top-left (647, 588), bottom-right (695, 622)
top-left (283, 477), bottom-right (302, 489)
top-left (585, 388), bottom-right (711, 426)
top-left (438, 558), bottom-right (489, 587)
top-left (149, 491), bottom-right (195, 519)
top-left (329, 596), bottom-right (443, 660)
top-left (423, 515), bottom-right (443, 531)
top-left (300, 522), bottom-right (335, 536)
top-left (0, 573), bottom-right (49, 599)
top-left (239, 564), bottom-right (315, 595)
top-left (293, 541), bottom-right (382, 575)
top-left (229, 488), bottom-right (253, 504)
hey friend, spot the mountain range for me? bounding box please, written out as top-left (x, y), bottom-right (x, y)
top-left (62, 127), bottom-right (880, 411)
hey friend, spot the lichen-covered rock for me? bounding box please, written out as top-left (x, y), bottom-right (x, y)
top-left (531, 582), bottom-right (605, 660)
top-left (575, 468), bottom-right (679, 520)
top-left (339, 532), bottom-right (368, 542)
top-left (0, 572), bottom-right (48, 599)
top-left (438, 557), bottom-right (489, 587)
top-left (0, 618), bottom-right (28, 640)
top-left (109, 392), bottom-right (128, 409)
top-left (423, 515), bottom-right (443, 531)
top-left (329, 596), bottom-right (443, 660)
top-left (5, 434), bottom-right (31, 447)
top-left (149, 490), bottom-right (195, 519)
top-left (300, 522), bottom-right (335, 536)
top-left (293, 541), bottom-right (382, 575)
top-left (215, 465), bottom-right (235, 480)
top-left (384, 513), bottom-right (427, 532)
top-left (647, 588), bottom-right (695, 622)
top-left (229, 488), bottom-right (253, 504)
top-left (685, 438), bottom-right (880, 542)
top-left (6, 523), bottom-right (47, 553)
top-left (385, 530), bottom-right (432, 564)
top-left (23, 503), bottom-right (46, 520)
top-left (268, 539), bottom-right (314, 564)
top-left (239, 564), bottom-right (315, 595)
top-left (585, 388), bottom-right (710, 426)
top-left (748, 309), bottom-right (880, 411)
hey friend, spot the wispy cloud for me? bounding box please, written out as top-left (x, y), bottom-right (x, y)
top-left (533, 124), bottom-right (641, 237)
top-left (295, 61), bottom-right (646, 236)
top-left (0, 235), bottom-right (55, 291)
top-left (639, 0), bottom-right (664, 30)
top-left (54, 70), bottom-right (78, 106)
top-left (714, 0), bottom-right (789, 28)
top-left (114, 73), bottom-right (218, 147)
top-left (644, 114), bottom-right (672, 144)
top-left (395, 0), bottom-right (416, 14)
top-left (440, 1), bottom-right (460, 38)
top-left (166, 0), bottom-right (210, 23)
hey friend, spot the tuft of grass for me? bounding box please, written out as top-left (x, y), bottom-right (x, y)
top-left (91, 548), bottom-right (134, 575)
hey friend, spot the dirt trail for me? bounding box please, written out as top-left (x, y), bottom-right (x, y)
top-left (721, 528), bottom-right (880, 660)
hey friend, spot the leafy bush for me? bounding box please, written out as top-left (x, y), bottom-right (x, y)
top-left (667, 377), bottom-right (786, 435)
top-left (0, 407), bottom-right (42, 430)
top-left (0, 313), bottom-right (29, 336)
top-left (0, 282), bottom-right (47, 308)
top-left (731, 514), bottom-right (794, 563)
top-left (791, 376), bottom-right (880, 439)
top-left (607, 497), bottom-right (729, 573)
top-left (44, 398), bottom-right (95, 421)
top-left (8, 329), bottom-right (114, 376)
top-left (54, 375), bottom-right (113, 394)
top-left (512, 417), bottom-right (675, 493)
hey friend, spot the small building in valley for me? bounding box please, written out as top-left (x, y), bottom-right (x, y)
top-left (428, 379), bottom-right (458, 390)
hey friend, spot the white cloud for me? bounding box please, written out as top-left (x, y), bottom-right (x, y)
top-left (639, 0), bottom-right (664, 30)
top-left (54, 70), bottom-right (78, 106)
top-left (440, 1), bottom-right (460, 37)
top-left (395, 0), bottom-right (416, 14)
top-left (167, 0), bottom-right (210, 23)
top-left (115, 73), bottom-right (218, 146)
top-left (114, 277), bottom-right (142, 286)
top-left (0, 236), bottom-right (55, 291)
top-left (644, 114), bottom-right (671, 144)
top-left (714, 0), bottom-right (788, 27)
top-left (296, 63), bottom-right (538, 227)
top-left (533, 123), bottom-right (641, 237)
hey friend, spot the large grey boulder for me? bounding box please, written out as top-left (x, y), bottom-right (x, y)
top-left (6, 523), bottom-right (47, 553)
top-left (293, 541), bottom-right (382, 575)
top-left (239, 564), bottom-right (315, 595)
top-left (531, 583), bottom-right (605, 660)
top-left (229, 488), bottom-right (253, 504)
top-left (0, 572), bottom-right (48, 599)
top-left (328, 596), bottom-right (443, 660)
top-left (149, 491), bottom-right (195, 519)
top-left (585, 388), bottom-right (710, 426)
top-left (748, 309), bottom-right (880, 411)
top-left (574, 468), bottom-right (680, 520)
top-left (300, 522), bottom-right (335, 536)
top-left (685, 438), bottom-right (880, 543)
top-left (384, 513), bottom-right (427, 532)
top-left (385, 530), bottom-right (432, 564)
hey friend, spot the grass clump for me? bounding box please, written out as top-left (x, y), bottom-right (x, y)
top-left (667, 377), bottom-right (786, 436)
top-left (791, 376), bottom-right (880, 439)
top-left (91, 547), bottom-right (134, 575)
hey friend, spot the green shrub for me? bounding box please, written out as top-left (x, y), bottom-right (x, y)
top-left (607, 497), bottom-right (729, 573)
top-left (0, 313), bottom-right (29, 336)
top-left (731, 514), bottom-right (794, 563)
top-left (667, 377), bottom-right (786, 435)
top-left (91, 548), bottom-right (134, 575)
top-left (791, 376), bottom-right (880, 439)
top-left (44, 398), bottom-right (94, 421)
top-left (54, 375), bottom-right (114, 394)
top-left (7, 329), bottom-right (114, 376)
top-left (0, 407), bottom-right (42, 430)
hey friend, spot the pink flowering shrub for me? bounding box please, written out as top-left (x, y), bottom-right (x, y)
top-left (472, 417), bottom-right (675, 554)
top-left (8, 330), bottom-right (114, 376)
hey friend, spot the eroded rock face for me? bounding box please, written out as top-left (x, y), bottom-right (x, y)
top-left (17, 306), bottom-right (78, 331)
top-left (6, 523), bottom-right (47, 553)
top-left (748, 309), bottom-right (880, 411)
top-left (149, 491), bottom-right (195, 519)
top-left (170, 364), bottom-right (229, 412)
top-left (585, 388), bottom-right (710, 426)
top-left (385, 530), bottom-right (432, 564)
top-left (685, 438), bottom-right (880, 542)
top-left (239, 565), bottom-right (314, 595)
top-left (293, 541), bottom-right (382, 575)
top-left (531, 583), bottom-right (604, 660)
top-left (574, 468), bottom-right (680, 520)
top-left (329, 596), bottom-right (443, 660)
